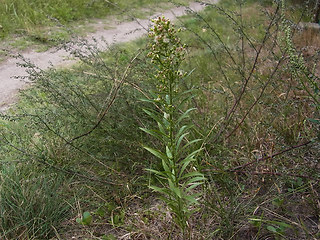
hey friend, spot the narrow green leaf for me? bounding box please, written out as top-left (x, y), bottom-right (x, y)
top-left (174, 89), bottom-right (195, 100)
top-left (266, 225), bottom-right (278, 233)
top-left (166, 146), bottom-right (173, 159)
top-left (165, 94), bottom-right (171, 105)
top-left (177, 108), bottom-right (197, 124)
top-left (185, 68), bottom-right (196, 78)
top-left (158, 121), bottom-right (167, 135)
top-left (162, 159), bottom-right (171, 175)
top-left (179, 155), bottom-right (195, 169)
top-left (158, 195), bottom-right (172, 204)
top-left (307, 118), bottom-right (320, 124)
top-left (174, 88), bottom-right (196, 106)
top-left (180, 148), bottom-right (203, 165)
top-left (176, 125), bottom-right (190, 140)
top-left (184, 195), bottom-right (199, 205)
top-left (277, 222), bottom-right (292, 229)
top-left (175, 132), bottom-right (189, 153)
top-left (167, 202), bottom-right (180, 213)
top-left (179, 161), bottom-right (192, 179)
top-left (143, 108), bottom-right (161, 119)
top-left (162, 117), bottom-right (170, 129)
top-left (177, 94), bottom-right (197, 109)
top-left (269, 221), bottom-right (292, 229)
top-left (139, 98), bottom-right (156, 104)
top-left (168, 179), bottom-right (181, 198)
top-left (185, 176), bottom-right (206, 185)
top-left (249, 218), bottom-right (263, 222)
top-left (0, 122), bottom-right (9, 128)
top-left (149, 185), bottom-right (170, 196)
top-left (180, 139), bottom-right (202, 153)
top-left (144, 146), bottom-right (167, 161)
top-left (186, 182), bottom-right (203, 192)
top-left (149, 185), bottom-right (165, 193)
top-left (182, 139), bottom-right (202, 149)
top-left (143, 108), bottom-right (166, 129)
top-left (145, 168), bottom-right (167, 178)
top-left (181, 171), bottom-right (204, 180)
top-left (140, 127), bottom-right (168, 142)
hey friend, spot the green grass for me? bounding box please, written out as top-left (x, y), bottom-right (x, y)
top-left (0, 0), bottom-right (193, 40)
top-left (0, 0), bottom-right (109, 37)
top-left (0, 0), bottom-right (157, 38)
top-left (0, 0), bottom-right (319, 239)
top-left (0, 164), bottom-right (72, 239)
top-left (0, 0), bottom-right (193, 62)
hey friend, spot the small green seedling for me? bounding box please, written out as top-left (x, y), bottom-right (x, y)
top-left (110, 209), bottom-right (125, 227)
top-left (272, 197), bottom-right (285, 208)
top-left (94, 206), bottom-right (106, 218)
top-left (250, 217), bottom-right (292, 240)
top-left (76, 211), bottom-right (93, 225)
top-left (287, 177), bottom-right (303, 193)
top-left (101, 234), bottom-right (117, 240)
top-left (266, 221), bottom-right (292, 239)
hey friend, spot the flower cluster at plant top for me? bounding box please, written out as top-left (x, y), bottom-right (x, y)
top-left (147, 16), bottom-right (187, 96)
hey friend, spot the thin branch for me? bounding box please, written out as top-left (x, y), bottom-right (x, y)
top-left (230, 170), bottom-right (316, 180)
top-left (2, 112), bottom-right (124, 176)
top-left (227, 140), bottom-right (313, 172)
top-left (225, 50), bottom-right (285, 139)
top-left (177, 14), bottom-right (237, 98)
top-left (213, 4), bottom-right (281, 142)
top-left (67, 51), bottom-right (141, 143)
top-left (206, 2), bottom-right (258, 52)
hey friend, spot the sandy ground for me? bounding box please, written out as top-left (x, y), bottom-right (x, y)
top-left (0, 1), bottom-right (217, 112)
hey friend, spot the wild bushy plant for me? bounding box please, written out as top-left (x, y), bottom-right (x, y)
top-left (141, 16), bottom-right (205, 233)
top-left (281, 0), bottom-right (320, 132)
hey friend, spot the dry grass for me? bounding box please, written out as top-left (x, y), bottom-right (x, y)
top-left (295, 24), bottom-right (320, 48)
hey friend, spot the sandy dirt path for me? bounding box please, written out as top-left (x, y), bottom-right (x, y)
top-left (0, 1), bottom-right (217, 112)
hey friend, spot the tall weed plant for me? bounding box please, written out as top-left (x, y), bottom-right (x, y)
top-left (141, 17), bottom-right (205, 233)
top-left (281, 0), bottom-right (320, 135)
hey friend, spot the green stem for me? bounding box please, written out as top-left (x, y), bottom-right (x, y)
top-left (168, 66), bottom-right (185, 230)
